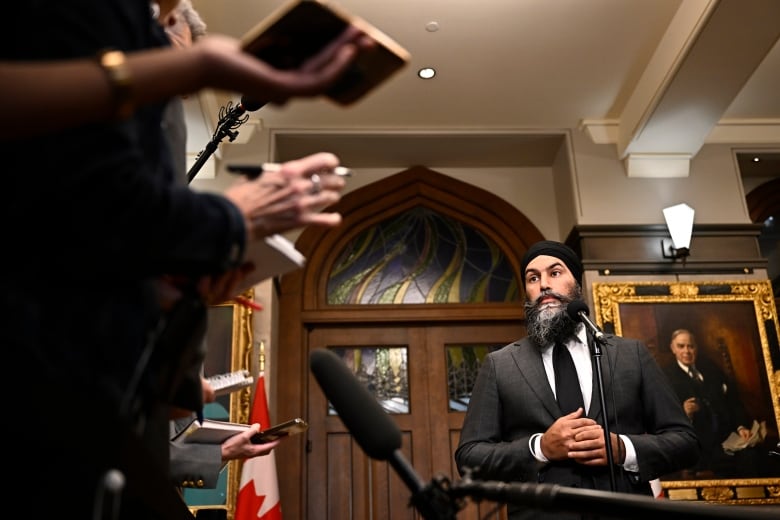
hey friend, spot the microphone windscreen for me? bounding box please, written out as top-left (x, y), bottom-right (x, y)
top-left (310, 349), bottom-right (402, 460)
top-left (566, 300), bottom-right (590, 320)
top-left (239, 95), bottom-right (266, 112)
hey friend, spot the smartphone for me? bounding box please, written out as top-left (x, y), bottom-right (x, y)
top-left (251, 417), bottom-right (309, 443)
top-left (240, 0), bottom-right (410, 105)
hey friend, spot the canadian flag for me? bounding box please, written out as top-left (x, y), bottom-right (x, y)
top-left (234, 374), bottom-right (283, 520)
top-left (650, 478), bottom-right (665, 499)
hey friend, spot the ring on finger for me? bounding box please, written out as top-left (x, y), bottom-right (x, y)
top-left (310, 173), bottom-right (322, 194)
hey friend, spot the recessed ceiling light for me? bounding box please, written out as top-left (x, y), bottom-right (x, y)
top-left (425, 21), bottom-right (440, 32)
top-left (418, 67), bottom-right (436, 79)
top-left (753, 156), bottom-right (760, 162)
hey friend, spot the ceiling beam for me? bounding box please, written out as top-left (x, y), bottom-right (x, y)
top-left (582, 0), bottom-right (780, 178)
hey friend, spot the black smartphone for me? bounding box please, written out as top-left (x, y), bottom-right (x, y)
top-left (251, 417), bottom-right (309, 443)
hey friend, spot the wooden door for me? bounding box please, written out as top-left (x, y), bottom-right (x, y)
top-left (305, 322), bottom-right (523, 519)
top-left (276, 167), bottom-right (544, 518)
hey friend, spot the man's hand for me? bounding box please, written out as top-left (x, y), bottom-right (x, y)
top-left (541, 409), bottom-right (625, 466)
top-left (568, 427), bottom-right (626, 466)
top-left (540, 408), bottom-right (598, 461)
top-left (682, 397), bottom-right (699, 420)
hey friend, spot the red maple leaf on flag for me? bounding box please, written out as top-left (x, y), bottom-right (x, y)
top-left (234, 374), bottom-right (283, 520)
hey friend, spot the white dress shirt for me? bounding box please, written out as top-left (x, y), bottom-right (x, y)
top-left (529, 324), bottom-right (639, 471)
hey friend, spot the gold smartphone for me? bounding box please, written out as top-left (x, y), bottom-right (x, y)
top-left (251, 417), bottom-right (309, 443)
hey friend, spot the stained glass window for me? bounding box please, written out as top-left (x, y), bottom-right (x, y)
top-left (328, 346), bottom-right (409, 414)
top-left (327, 207), bottom-right (519, 304)
top-left (446, 344), bottom-right (503, 411)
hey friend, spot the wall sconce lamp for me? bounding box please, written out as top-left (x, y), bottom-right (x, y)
top-left (661, 203), bottom-right (694, 262)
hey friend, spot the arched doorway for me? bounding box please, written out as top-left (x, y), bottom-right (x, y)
top-left (276, 167), bottom-right (544, 519)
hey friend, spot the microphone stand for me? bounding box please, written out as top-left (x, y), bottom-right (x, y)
top-left (387, 451), bottom-right (460, 520)
top-left (447, 470), bottom-right (779, 520)
top-left (587, 329), bottom-right (617, 491)
top-left (186, 99), bottom-right (251, 183)
top-left (394, 465), bottom-right (780, 519)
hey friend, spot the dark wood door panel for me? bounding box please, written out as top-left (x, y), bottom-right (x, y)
top-left (307, 326), bottom-right (425, 519)
top-left (427, 324), bottom-right (522, 520)
top-left (305, 323), bottom-right (522, 519)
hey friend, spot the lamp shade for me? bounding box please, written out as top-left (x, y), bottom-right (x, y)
top-left (662, 203), bottom-right (695, 250)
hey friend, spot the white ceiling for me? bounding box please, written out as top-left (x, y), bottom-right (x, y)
top-left (188, 0), bottom-right (780, 178)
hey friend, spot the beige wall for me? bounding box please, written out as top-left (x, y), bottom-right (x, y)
top-left (568, 131), bottom-right (751, 226)
top-left (193, 127), bottom-right (757, 237)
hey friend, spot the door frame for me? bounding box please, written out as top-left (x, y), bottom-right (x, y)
top-left (275, 167), bottom-right (543, 518)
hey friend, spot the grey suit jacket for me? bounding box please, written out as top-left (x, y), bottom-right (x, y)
top-left (454, 334), bottom-right (699, 519)
top-left (170, 416), bottom-right (225, 489)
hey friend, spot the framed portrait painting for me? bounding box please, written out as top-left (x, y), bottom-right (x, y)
top-left (183, 294), bottom-right (255, 518)
top-left (592, 280), bottom-right (780, 504)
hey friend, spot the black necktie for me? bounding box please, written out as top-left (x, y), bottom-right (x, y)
top-left (553, 342), bottom-right (584, 414)
top-left (688, 366), bottom-right (702, 382)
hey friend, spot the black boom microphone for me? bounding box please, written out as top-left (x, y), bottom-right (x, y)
top-left (566, 300), bottom-right (606, 344)
top-left (309, 348), bottom-right (401, 460)
top-left (309, 349), bottom-right (459, 519)
top-left (239, 95), bottom-right (266, 112)
top-left (218, 95), bottom-right (266, 133)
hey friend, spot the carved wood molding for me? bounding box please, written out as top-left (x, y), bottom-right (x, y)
top-left (566, 223), bottom-right (767, 275)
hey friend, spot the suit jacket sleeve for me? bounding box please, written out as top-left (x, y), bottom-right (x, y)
top-left (454, 345), bottom-right (543, 482)
top-left (169, 418), bottom-right (225, 488)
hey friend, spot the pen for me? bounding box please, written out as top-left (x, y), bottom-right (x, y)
top-left (226, 163), bottom-right (353, 180)
top-left (233, 295), bottom-right (263, 311)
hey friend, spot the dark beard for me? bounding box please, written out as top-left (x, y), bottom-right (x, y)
top-left (524, 284), bottom-right (583, 348)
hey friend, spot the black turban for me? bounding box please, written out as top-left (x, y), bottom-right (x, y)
top-left (520, 240), bottom-right (582, 288)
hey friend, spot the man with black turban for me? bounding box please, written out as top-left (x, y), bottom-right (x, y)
top-left (455, 240), bottom-right (700, 520)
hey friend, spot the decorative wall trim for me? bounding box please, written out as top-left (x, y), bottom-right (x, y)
top-left (566, 224), bottom-right (766, 275)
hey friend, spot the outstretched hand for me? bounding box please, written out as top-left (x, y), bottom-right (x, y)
top-left (194, 25), bottom-right (371, 106)
top-left (224, 151), bottom-right (348, 240)
top-left (221, 423), bottom-right (281, 462)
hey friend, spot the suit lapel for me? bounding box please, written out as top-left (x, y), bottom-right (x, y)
top-left (587, 335), bottom-right (617, 421)
top-left (509, 339), bottom-right (560, 418)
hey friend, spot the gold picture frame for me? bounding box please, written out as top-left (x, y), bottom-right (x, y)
top-left (184, 292), bottom-right (255, 519)
top-left (592, 280), bottom-right (780, 504)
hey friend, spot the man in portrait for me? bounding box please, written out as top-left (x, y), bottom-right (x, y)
top-left (663, 328), bottom-right (765, 478)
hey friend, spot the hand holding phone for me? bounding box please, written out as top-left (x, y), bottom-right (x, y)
top-left (240, 0), bottom-right (410, 105)
top-left (251, 417), bottom-right (309, 443)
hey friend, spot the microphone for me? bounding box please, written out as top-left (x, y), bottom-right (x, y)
top-left (239, 95), bottom-right (266, 112)
top-left (566, 300), bottom-right (606, 343)
top-left (188, 95), bottom-right (266, 183)
top-left (309, 349), bottom-right (401, 460)
top-left (218, 95), bottom-right (266, 131)
top-left (309, 349), bottom-right (459, 519)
